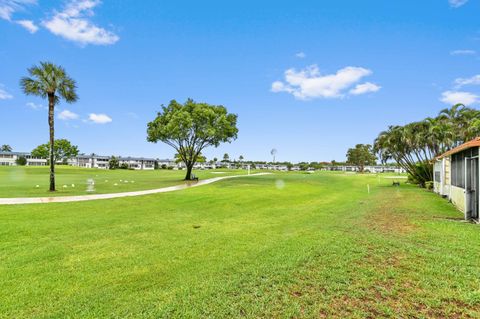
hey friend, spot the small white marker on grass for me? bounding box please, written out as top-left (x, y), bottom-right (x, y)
top-left (35, 185), bottom-right (39, 188)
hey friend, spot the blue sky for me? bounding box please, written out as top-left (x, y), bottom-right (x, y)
top-left (1, 0), bottom-right (480, 162)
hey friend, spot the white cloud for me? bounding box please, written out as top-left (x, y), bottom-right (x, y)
top-left (450, 49), bottom-right (476, 56)
top-left (26, 102), bottom-right (45, 110)
top-left (449, 0), bottom-right (468, 7)
top-left (349, 82), bottom-right (381, 95)
top-left (43, 0), bottom-right (119, 46)
top-left (0, 0), bottom-right (38, 34)
top-left (58, 109), bottom-right (79, 120)
top-left (88, 113), bottom-right (112, 124)
top-left (126, 111), bottom-right (139, 119)
top-left (0, 0), bottom-right (36, 21)
top-left (271, 64), bottom-right (379, 100)
top-left (0, 85), bottom-right (13, 100)
top-left (16, 19), bottom-right (37, 33)
top-left (440, 90), bottom-right (478, 106)
top-left (454, 74), bottom-right (480, 88)
top-left (295, 52), bottom-right (306, 59)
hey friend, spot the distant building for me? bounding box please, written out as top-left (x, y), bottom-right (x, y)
top-left (2, 152), bottom-right (160, 170)
top-left (434, 137), bottom-right (479, 222)
top-left (118, 157), bottom-right (156, 170)
top-left (69, 154), bottom-right (157, 170)
top-left (325, 165), bottom-right (405, 173)
top-left (68, 154), bottom-right (110, 169)
top-left (0, 152), bottom-right (47, 166)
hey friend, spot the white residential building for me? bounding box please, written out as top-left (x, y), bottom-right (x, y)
top-left (0, 152), bottom-right (47, 166)
top-left (434, 137), bottom-right (479, 222)
top-left (118, 157), bottom-right (156, 170)
top-left (69, 154), bottom-right (158, 170)
top-left (68, 155), bottom-right (111, 169)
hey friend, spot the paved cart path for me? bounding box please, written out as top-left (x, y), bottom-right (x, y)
top-left (0, 173), bottom-right (271, 205)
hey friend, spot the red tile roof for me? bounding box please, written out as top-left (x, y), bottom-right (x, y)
top-left (437, 137), bottom-right (480, 159)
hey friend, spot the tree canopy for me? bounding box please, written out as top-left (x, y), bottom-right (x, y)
top-left (31, 139), bottom-right (79, 164)
top-left (175, 149), bottom-right (206, 164)
top-left (1, 144), bottom-right (12, 152)
top-left (20, 62), bottom-right (77, 103)
top-left (109, 156), bottom-right (120, 170)
top-left (374, 104), bottom-right (480, 186)
top-left (147, 99), bottom-right (238, 180)
top-left (346, 144), bottom-right (377, 172)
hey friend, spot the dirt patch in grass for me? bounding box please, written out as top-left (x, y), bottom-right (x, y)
top-left (318, 287), bottom-right (478, 318)
top-left (316, 251), bottom-right (478, 319)
top-left (362, 193), bottom-right (417, 235)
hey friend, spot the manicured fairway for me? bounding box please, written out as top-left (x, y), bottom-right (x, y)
top-left (1, 172), bottom-right (479, 318)
top-left (0, 166), bottom-right (250, 197)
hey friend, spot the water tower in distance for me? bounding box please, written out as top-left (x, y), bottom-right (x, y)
top-left (271, 148), bottom-right (277, 163)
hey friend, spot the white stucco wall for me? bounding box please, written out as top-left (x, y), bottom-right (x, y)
top-left (450, 185), bottom-right (466, 214)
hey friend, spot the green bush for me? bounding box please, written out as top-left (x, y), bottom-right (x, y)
top-left (109, 156), bottom-right (119, 170)
top-left (15, 156), bottom-right (27, 166)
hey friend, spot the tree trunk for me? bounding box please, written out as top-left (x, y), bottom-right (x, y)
top-left (48, 93), bottom-right (55, 192)
top-left (185, 164), bottom-right (193, 180)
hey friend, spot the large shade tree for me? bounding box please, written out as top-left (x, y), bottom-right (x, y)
top-left (20, 62), bottom-right (77, 191)
top-left (346, 144), bottom-right (377, 172)
top-left (174, 149), bottom-right (206, 164)
top-left (31, 139), bottom-right (79, 164)
top-left (147, 99), bottom-right (238, 180)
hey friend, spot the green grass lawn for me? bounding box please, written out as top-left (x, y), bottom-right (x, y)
top-left (1, 172), bottom-right (479, 318)
top-left (0, 166), bottom-right (251, 197)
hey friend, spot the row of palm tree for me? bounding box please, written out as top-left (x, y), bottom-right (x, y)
top-left (373, 104), bottom-right (480, 186)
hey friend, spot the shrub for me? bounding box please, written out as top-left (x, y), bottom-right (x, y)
top-left (15, 156), bottom-right (27, 166)
top-left (120, 163), bottom-right (129, 169)
top-left (109, 156), bottom-right (119, 170)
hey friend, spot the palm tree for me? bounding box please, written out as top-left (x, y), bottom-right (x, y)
top-left (20, 62), bottom-right (78, 191)
top-left (373, 104), bottom-right (480, 187)
top-left (0, 144), bottom-right (12, 152)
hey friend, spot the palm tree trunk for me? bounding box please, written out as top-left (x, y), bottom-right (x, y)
top-left (48, 93), bottom-right (55, 192)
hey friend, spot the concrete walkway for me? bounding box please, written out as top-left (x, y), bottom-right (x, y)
top-left (0, 173), bottom-right (271, 205)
